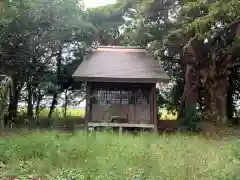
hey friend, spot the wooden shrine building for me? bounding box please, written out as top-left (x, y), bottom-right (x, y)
top-left (72, 46), bottom-right (170, 131)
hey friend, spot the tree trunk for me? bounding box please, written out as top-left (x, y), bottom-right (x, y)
top-left (64, 89), bottom-right (68, 117)
top-left (207, 78), bottom-right (228, 125)
top-left (178, 63), bottom-right (186, 120)
top-left (227, 78), bottom-right (233, 119)
top-left (217, 79), bottom-right (228, 124)
top-left (35, 90), bottom-right (43, 117)
top-left (178, 85), bottom-right (186, 120)
top-left (48, 93), bottom-right (58, 118)
top-left (7, 77), bottom-right (21, 120)
top-left (181, 41), bottom-right (202, 125)
top-left (48, 48), bottom-right (62, 118)
top-left (27, 82), bottom-right (33, 118)
top-left (227, 68), bottom-right (237, 124)
top-left (8, 90), bottom-right (20, 117)
top-left (184, 63), bottom-right (199, 127)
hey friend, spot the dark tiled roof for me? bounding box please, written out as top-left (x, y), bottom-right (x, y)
top-left (72, 46), bottom-right (170, 83)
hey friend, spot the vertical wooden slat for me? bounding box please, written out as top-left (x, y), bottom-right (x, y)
top-left (134, 91), bottom-right (137, 123)
top-left (149, 86), bottom-right (153, 124)
top-left (89, 82), bottom-right (93, 122)
top-left (135, 104), bottom-right (150, 124)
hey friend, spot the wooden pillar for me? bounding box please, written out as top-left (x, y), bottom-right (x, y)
top-left (152, 84), bottom-right (158, 133)
top-left (88, 82), bottom-right (93, 122)
top-left (149, 87), bottom-right (154, 124)
top-left (85, 82), bottom-right (91, 131)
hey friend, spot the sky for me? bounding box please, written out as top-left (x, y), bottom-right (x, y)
top-left (84, 0), bottom-right (116, 8)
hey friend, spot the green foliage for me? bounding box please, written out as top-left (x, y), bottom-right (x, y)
top-left (2, 0), bottom-right (240, 123)
top-left (87, 1), bottom-right (131, 45)
top-left (0, 131), bottom-right (239, 179)
top-left (122, 0), bottom-right (240, 123)
top-left (156, 87), bottom-right (169, 119)
top-left (123, 0), bottom-right (179, 46)
top-left (0, 0), bottom-right (98, 119)
top-left (50, 169), bottom-right (85, 180)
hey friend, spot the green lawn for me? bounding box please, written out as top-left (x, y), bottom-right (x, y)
top-left (0, 131), bottom-right (239, 179)
top-left (37, 108), bottom-right (177, 120)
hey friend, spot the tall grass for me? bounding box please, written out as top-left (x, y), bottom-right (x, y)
top-left (0, 131), bottom-right (239, 179)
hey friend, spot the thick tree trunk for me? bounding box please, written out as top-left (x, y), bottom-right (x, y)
top-left (183, 63), bottom-right (199, 129)
top-left (7, 90), bottom-right (20, 126)
top-left (206, 79), bottom-right (228, 125)
top-left (180, 40), bottom-right (203, 131)
top-left (185, 64), bottom-right (199, 109)
top-left (182, 41), bottom-right (203, 120)
top-left (8, 91), bottom-right (20, 116)
top-left (178, 85), bottom-right (186, 120)
top-left (7, 77), bottom-right (21, 120)
top-left (217, 79), bottom-right (228, 124)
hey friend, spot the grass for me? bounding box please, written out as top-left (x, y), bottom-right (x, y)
top-left (34, 108), bottom-right (177, 120)
top-left (0, 130), bottom-right (239, 179)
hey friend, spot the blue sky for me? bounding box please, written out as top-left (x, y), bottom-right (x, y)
top-left (84, 0), bottom-right (116, 8)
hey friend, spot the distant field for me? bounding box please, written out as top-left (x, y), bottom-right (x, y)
top-left (39, 108), bottom-right (86, 118)
top-left (36, 108), bottom-right (177, 120)
top-left (159, 109), bottom-right (177, 120)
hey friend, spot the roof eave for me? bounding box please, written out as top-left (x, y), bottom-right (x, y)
top-left (0, 75), bottom-right (7, 81)
top-left (97, 46), bottom-right (143, 49)
top-left (72, 76), bottom-right (170, 84)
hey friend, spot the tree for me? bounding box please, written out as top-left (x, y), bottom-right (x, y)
top-left (0, 0), bottom-right (96, 122)
top-left (161, 0), bottom-right (240, 125)
top-left (122, 0), bottom-right (240, 128)
top-left (0, 76), bottom-right (12, 129)
top-left (87, 0), bottom-right (132, 45)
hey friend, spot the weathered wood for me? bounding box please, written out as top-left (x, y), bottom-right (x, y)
top-left (88, 122), bottom-right (154, 128)
top-left (86, 82), bottom-right (157, 128)
top-left (136, 104), bottom-right (151, 124)
top-left (91, 82), bottom-right (152, 91)
top-left (152, 85), bottom-right (158, 132)
top-left (89, 82), bottom-right (93, 122)
top-left (72, 46), bottom-right (170, 83)
top-left (149, 87), bottom-right (153, 124)
top-left (91, 104), bottom-right (151, 124)
top-left (85, 82), bottom-right (91, 130)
